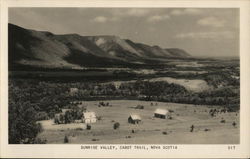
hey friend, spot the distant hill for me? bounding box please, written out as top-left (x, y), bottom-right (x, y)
top-left (9, 23), bottom-right (191, 70)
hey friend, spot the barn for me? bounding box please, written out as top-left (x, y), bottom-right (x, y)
top-left (82, 112), bottom-right (97, 123)
top-left (154, 108), bottom-right (168, 119)
top-left (128, 114), bottom-right (142, 124)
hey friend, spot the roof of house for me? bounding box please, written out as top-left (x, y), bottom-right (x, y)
top-left (83, 112), bottom-right (96, 119)
top-left (154, 108), bottom-right (168, 115)
top-left (62, 109), bottom-right (71, 114)
top-left (129, 114), bottom-right (141, 120)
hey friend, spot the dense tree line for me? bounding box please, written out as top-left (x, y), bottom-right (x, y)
top-left (9, 84), bottom-right (42, 143)
top-left (9, 80), bottom-right (70, 143)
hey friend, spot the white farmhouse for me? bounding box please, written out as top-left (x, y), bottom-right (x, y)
top-left (154, 108), bottom-right (169, 119)
top-left (82, 112), bottom-right (97, 123)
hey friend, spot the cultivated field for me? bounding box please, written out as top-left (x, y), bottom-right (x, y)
top-left (37, 100), bottom-right (239, 144)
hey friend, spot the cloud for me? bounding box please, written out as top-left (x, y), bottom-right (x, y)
top-left (92, 16), bottom-right (118, 23)
top-left (175, 31), bottom-right (235, 39)
top-left (111, 8), bottom-right (152, 17)
top-left (147, 15), bottom-right (170, 22)
top-left (171, 8), bottom-right (202, 16)
top-left (92, 16), bottom-right (108, 23)
top-left (126, 9), bottom-right (150, 17)
top-left (92, 9), bottom-right (152, 23)
top-left (197, 16), bottom-right (225, 27)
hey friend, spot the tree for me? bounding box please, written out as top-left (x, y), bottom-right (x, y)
top-left (64, 111), bottom-right (73, 124)
top-left (190, 125), bottom-right (194, 132)
top-left (9, 101), bottom-right (40, 144)
top-left (86, 124), bottom-right (91, 130)
top-left (113, 122), bottom-right (120, 130)
top-left (64, 135), bottom-right (69, 143)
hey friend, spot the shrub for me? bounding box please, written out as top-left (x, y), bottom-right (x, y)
top-left (87, 124), bottom-right (91, 130)
top-left (113, 122), bottom-right (120, 130)
top-left (169, 109), bottom-right (174, 113)
top-left (64, 135), bottom-right (69, 143)
top-left (162, 131), bottom-right (167, 135)
top-left (204, 128), bottom-right (210, 131)
top-left (220, 119), bottom-right (226, 123)
top-left (97, 116), bottom-right (102, 120)
top-left (190, 125), bottom-right (194, 132)
top-left (232, 121), bottom-right (237, 127)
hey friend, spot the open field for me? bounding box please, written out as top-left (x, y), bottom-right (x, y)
top-left (38, 120), bottom-right (86, 131)
top-left (37, 100), bottom-right (239, 144)
top-left (104, 77), bottom-right (212, 92)
top-left (149, 77), bottom-right (211, 92)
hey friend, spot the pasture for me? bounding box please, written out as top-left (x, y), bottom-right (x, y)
top-left (37, 100), bottom-right (239, 144)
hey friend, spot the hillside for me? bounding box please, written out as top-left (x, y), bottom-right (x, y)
top-left (9, 23), bottom-right (191, 70)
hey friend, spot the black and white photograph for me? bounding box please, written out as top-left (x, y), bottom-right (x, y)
top-left (7, 7), bottom-right (240, 145)
top-left (1, 0), bottom-right (250, 158)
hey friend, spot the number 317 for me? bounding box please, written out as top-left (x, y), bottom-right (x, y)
top-left (228, 145), bottom-right (236, 150)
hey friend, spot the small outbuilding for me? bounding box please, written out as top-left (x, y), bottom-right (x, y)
top-left (82, 112), bottom-right (97, 123)
top-left (154, 108), bottom-right (168, 119)
top-left (128, 114), bottom-right (142, 124)
top-left (69, 88), bottom-right (78, 95)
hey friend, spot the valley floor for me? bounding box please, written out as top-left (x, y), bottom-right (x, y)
top-left (37, 100), bottom-right (239, 144)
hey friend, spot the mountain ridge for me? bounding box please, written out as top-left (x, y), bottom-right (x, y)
top-left (9, 23), bottom-right (191, 70)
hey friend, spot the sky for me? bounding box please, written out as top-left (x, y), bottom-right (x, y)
top-left (9, 8), bottom-right (239, 57)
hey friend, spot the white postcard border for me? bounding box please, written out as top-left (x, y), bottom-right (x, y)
top-left (0, 0), bottom-right (250, 158)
